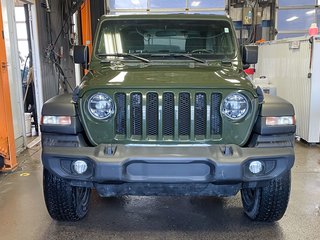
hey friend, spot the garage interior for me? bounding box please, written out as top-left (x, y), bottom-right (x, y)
top-left (0, 0), bottom-right (319, 239)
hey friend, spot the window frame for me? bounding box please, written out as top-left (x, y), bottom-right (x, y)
top-left (106, 0), bottom-right (227, 15)
top-left (276, 0), bottom-right (319, 39)
top-left (93, 18), bottom-right (238, 60)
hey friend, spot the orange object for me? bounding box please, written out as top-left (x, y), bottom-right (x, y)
top-left (256, 39), bottom-right (266, 44)
top-left (80, 0), bottom-right (92, 74)
top-left (0, 1), bottom-right (17, 171)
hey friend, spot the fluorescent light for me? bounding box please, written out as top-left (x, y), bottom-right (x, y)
top-left (306, 10), bottom-right (316, 15)
top-left (191, 1), bottom-right (201, 7)
top-left (286, 16), bottom-right (299, 22)
top-left (131, 0), bottom-right (140, 5)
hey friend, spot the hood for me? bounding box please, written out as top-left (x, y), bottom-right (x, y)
top-left (79, 65), bottom-right (255, 95)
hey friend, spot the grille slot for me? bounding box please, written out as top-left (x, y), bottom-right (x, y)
top-left (211, 93), bottom-right (222, 135)
top-left (115, 93), bottom-right (126, 135)
top-left (131, 93), bottom-right (142, 135)
top-left (195, 93), bottom-right (206, 135)
top-left (146, 92), bottom-right (159, 136)
top-left (179, 93), bottom-right (191, 136)
top-left (162, 92), bottom-right (175, 136)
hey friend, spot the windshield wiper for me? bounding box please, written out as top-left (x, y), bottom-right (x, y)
top-left (149, 53), bottom-right (207, 64)
top-left (98, 53), bottom-right (150, 63)
top-left (176, 53), bottom-right (207, 64)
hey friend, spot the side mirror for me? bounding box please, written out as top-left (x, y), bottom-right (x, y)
top-left (242, 45), bottom-right (258, 65)
top-left (73, 45), bottom-right (89, 68)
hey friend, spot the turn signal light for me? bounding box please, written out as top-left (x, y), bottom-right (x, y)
top-left (41, 116), bottom-right (72, 125)
top-left (266, 116), bottom-right (295, 126)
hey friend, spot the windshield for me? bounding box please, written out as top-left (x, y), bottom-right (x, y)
top-left (95, 19), bottom-right (236, 60)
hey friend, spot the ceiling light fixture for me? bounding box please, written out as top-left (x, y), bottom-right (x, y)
top-left (191, 1), bottom-right (201, 7)
top-left (131, 0), bottom-right (141, 5)
top-left (306, 10), bottom-right (316, 15)
top-left (286, 16), bottom-right (299, 22)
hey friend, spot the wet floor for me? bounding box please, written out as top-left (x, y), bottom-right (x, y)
top-left (0, 142), bottom-right (319, 240)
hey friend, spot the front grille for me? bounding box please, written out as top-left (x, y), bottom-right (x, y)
top-left (115, 91), bottom-right (222, 140)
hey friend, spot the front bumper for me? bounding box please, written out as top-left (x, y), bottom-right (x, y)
top-left (42, 144), bottom-right (294, 185)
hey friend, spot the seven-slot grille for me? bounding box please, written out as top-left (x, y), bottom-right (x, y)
top-left (115, 92), bottom-right (222, 140)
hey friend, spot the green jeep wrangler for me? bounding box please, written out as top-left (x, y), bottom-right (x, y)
top-left (41, 14), bottom-right (296, 222)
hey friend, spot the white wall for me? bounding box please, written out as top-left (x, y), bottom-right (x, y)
top-left (30, 4), bottom-right (44, 128)
top-left (255, 37), bottom-right (320, 143)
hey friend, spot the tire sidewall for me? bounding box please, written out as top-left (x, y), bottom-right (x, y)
top-left (241, 188), bottom-right (262, 219)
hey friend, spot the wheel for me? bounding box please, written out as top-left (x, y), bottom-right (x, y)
top-left (241, 171), bottom-right (291, 222)
top-left (43, 168), bottom-right (91, 221)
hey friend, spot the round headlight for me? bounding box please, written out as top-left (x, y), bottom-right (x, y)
top-left (88, 93), bottom-right (115, 120)
top-left (222, 92), bottom-right (249, 120)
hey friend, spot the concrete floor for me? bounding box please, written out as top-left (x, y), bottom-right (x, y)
top-left (0, 142), bottom-right (319, 240)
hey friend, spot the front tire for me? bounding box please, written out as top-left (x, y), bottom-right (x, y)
top-left (241, 171), bottom-right (291, 222)
top-left (43, 168), bottom-right (91, 221)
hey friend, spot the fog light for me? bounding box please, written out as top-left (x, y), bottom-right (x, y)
top-left (249, 161), bottom-right (263, 174)
top-left (72, 160), bottom-right (88, 174)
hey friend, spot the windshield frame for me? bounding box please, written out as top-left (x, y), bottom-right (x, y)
top-left (92, 16), bottom-right (239, 63)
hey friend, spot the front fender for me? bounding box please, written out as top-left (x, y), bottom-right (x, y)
top-left (259, 95), bottom-right (295, 117)
top-left (40, 94), bottom-right (83, 134)
top-left (252, 95), bottom-right (296, 136)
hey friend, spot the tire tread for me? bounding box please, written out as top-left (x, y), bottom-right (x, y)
top-left (242, 171), bottom-right (291, 222)
top-left (257, 172), bottom-right (291, 221)
top-left (43, 169), bottom-right (90, 221)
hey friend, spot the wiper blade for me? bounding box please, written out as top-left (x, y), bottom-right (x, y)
top-left (176, 54), bottom-right (206, 64)
top-left (149, 53), bottom-right (207, 64)
top-left (98, 53), bottom-right (150, 63)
